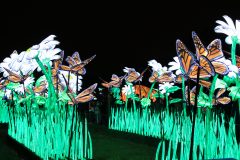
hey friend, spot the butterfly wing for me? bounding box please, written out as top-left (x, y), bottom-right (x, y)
top-left (75, 94), bottom-right (95, 103)
top-left (72, 52), bottom-right (81, 64)
top-left (125, 71), bottom-right (139, 83)
top-left (211, 61), bottom-right (229, 75)
top-left (66, 56), bottom-right (76, 67)
top-left (59, 65), bottom-right (71, 71)
top-left (206, 39), bottom-right (223, 61)
top-left (149, 71), bottom-right (159, 83)
top-left (72, 54), bottom-right (96, 75)
top-left (4, 67), bottom-right (22, 83)
top-left (189, 56), bottom-right (215, 78)
top-left (216, 97), bottom-right (231, 105)
top-left (158, 72), bottom-right (175, 83)
top-left (111, 74), bottom-right (120, 82)
top-left (77, 83), bottom-right (98, 98)
top-left (192, 31), bottom-right (208, 58)
top-left (216, 88), bottom-right (226, 98)
top-left (176, 39), bottom-right (196, 75)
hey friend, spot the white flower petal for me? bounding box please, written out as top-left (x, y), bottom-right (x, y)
top-left (223, 15), bottom-right (236, 30)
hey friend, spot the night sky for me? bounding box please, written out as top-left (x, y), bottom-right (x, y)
top-left (1, 3), bottom-right (240, 87)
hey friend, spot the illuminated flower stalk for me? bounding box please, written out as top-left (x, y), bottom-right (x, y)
top-left (215, 15), bottom-right (240, 65)
top-left (159, 82), bottom-right (174, 111)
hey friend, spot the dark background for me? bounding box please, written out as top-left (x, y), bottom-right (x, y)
top-left (1, 3), bottom-right (240, 87)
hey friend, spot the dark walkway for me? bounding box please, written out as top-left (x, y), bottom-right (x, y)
top-left (0, 123), bottom-right (158, 160)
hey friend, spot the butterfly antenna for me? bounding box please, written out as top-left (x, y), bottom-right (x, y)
top-left (98, 76), bottom-right (107, 83)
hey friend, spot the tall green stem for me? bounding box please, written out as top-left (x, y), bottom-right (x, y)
top-left (231, 36), bottom-right (238, 66)
top-left (208, 74), bottom-right (218, 108)
top-left (181, 77), bottom-right (186, 116)
top-left (34, 55), bottom-right (57, 108)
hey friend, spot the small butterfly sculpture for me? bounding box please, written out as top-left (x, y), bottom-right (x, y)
top-left (149, 71), bottom-right (175, 83)
top-left (124, 67), bottom-right (148, 83)
top-left (101, 74), bottom-right (126, 88)
top-left (60, 52), bottom-right (96, 75)
top-left (187, 86), bottom-right (231, 107)
top-left (4, 67), bottom-right (31, 83)
top-left (68, 83), bottom-right (98, 105)
top-left (121, 85), bottom-right (157, 102)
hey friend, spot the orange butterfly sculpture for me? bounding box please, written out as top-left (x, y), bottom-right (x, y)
top-left (149, 71), bottom-right (175, 83)
top-left (124, 67), bottom-right (148, 83)
top-left (121, 85), bottom-right (157, 102)
top-left (192, 31), bottom-right (229, 75)
top-left (176, 39), bottom-right (215, 88)
top-left (60, 52), bottom-right (96, 75)
top-left (4, 68), bottom-right (31, 83)
top-left (101, 74), bottom-right (126, 88)
top-left (187, 86), bottom-right (231, 107)
top-left (68, 83), bottom-right (98, 105)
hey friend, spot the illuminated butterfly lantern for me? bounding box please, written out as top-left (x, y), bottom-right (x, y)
top-left (123, 67), bottom-right (148, 83)
top-left (187, 86), bottom-right (231, 107)
top-left (60, 52), bottom-right (96, 75)
top-left (192, 31), bottom-right (229, 75)
top-left (68, 83), bottom-right (98, 105)
top-left (101, 74), bottom-right (126, 88)
top-left (121, 84), bottom-right (157, 102)
top-left (149, 71), bottom-right (175, 84)
top-left (176, 37), bottom-right (215, 88)
top-left (4, 67), bottom-right (31, 83)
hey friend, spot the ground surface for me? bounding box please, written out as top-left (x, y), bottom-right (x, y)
top-left (0, 123), bottom-right (158, 160)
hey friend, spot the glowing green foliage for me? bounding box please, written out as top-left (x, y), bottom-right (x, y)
top-left (6, 82), bottom-right (20, 90)
top-left (58, 90), bottom-right (71, 103)
top-left (215, 78), bottom-right (228, 89)
top-left (141, 98), bottom-right (151, 108)
top-left (35, 95), bottom-right (46, 105)
top-left (223, 76), bottom-right (235, 87)
top-left (169, 98), bottom-right (182, 104)
top-left (166, 86), bottom-right (180, 94)
top-left (228, 86), bottom-right (240, 101)
top-left (111, 87), bottom-right (121, 100)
